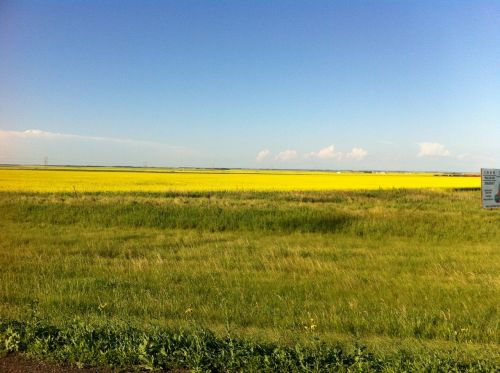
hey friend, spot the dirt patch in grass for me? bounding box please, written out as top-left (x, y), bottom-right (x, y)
top-left (0, 353), bottom-right (190, 373)
top-left (0, 353), bottom-right (110, 372)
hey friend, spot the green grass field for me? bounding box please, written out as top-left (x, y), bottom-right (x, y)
top-left (0, 185), bottom-right (499, 370)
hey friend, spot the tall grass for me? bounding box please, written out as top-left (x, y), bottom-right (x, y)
top-left (0, 189), bottom-right (498, 370)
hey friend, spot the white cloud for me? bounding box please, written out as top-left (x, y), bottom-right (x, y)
top-left (306, 145), bottom-right (342, 160)
top-left (0, 129), bottom-right (184, 150)
top-left (0, 128), bottom-right (196, 166)
top-left (417, 142), bottom-right (451, 157)
top-left (346, 147), bottom-right (368, 160)
top-left (256, 149), bottom-right (271, 161)
top-left (306, 145), bottom-right (368, 161)
top-left (0, 129), bottom-right (59, 139)
top-left (275, 149), bottom-right (298, 161)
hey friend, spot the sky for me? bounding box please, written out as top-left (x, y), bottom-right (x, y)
top-left (1, 1), bottom-right (499, 171)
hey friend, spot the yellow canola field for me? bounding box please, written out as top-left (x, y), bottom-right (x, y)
top-left (0, 168), bottom-right (480, 192)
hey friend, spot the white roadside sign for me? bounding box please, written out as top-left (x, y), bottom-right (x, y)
top-left (481, 168), bottom-right (500, 208)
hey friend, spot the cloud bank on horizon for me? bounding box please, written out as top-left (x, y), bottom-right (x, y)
top-left (0, 129), bottom-right (185, 149)
top-left (0, 128), bottom-right (497, 171)
top-left (0, 129), bottom-right (192, 167)
top-left (258, 145), bottom-right (369, 163)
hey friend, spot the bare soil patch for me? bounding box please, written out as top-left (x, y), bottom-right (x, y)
top-left (0, 353), bottom-right (188, 372)
top-left (0, 353), bottom-right (109, 372)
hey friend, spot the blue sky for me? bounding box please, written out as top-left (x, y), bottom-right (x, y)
top-left (1, 1), bottom-right (499, 171)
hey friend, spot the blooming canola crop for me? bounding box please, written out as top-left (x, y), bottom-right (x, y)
top-left (0, 167), bottom-right (480, 192)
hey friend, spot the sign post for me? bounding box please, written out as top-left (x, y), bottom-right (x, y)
top-left (481, 168), bottom-right (500, 209)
